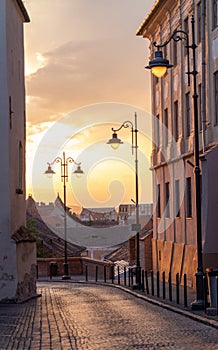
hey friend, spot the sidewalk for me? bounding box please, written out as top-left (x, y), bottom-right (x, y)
top-left (41, 274), bottom-right (218, 330)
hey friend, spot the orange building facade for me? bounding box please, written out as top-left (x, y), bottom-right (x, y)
top-left (137, 0), bottom-right (218, 286)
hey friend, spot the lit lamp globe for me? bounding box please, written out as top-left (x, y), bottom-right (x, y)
top-left (146, 50), bottom-right (173, 78)
top-left (107, 132), bottom-right (123, 150)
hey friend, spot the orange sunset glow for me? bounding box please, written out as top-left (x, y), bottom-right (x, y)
top-left (24, 0), bottom-right (155, 209)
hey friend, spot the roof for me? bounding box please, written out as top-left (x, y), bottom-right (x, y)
top-left (26, 195), bottom-right (86, 257)
top-left (104, 241), bottom-right (129, 263)
top-left (136, 0), bottom-right (164, 36)
top-left (141, 218), bottom-right (153, 232)
top-left (81, 207), bottom-right (116, 214)
top-left (16, 0), bottom-right (30, 23)
top-left (26, 195), bottom-right (42, 220)
top-left (104, 218), bottom-right (153, 262)
top-left (12, 226), bottom-right (36, 243)
top-left (27, 212), bottom-right (86, 257)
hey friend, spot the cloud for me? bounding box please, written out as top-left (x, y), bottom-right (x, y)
top-left (26, 38), bottom-right (150, 125)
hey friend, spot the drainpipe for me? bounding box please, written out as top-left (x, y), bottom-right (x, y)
top-left (201, 0), bottom-right (206, 152)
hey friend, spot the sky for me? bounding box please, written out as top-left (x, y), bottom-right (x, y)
top-left (24, 0), bottom-right (156, 211)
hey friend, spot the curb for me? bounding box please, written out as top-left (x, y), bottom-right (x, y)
top-left (103, 283), bottom-right (218, 330)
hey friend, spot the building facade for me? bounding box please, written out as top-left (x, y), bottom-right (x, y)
top-left (118, 204), bottom-right (135, 222)
top-left (119, 203), bottom-right (153, 223)
top-left (137, 0), bottom-right (218, 286)
top-left (0, 0), bottom-right (36, 302)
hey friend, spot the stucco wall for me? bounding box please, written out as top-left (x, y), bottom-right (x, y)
top-left (202, 145), bottom-right (218, 267)
top-left (0, 240), bottom-right (17, 302)
top-left (16, 241), bottom-right (37, 302)
top-left (138, 0), bottom-right (218, 287)
top-left (7, 0), bottom-right (26, 233)
top-left (152, 239), bottom-right (197, 287)
top-left (0, 0), bottom-right (35, 302)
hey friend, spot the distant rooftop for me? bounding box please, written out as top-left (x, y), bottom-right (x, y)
top-left (81, 207), bottom-right (116, 214)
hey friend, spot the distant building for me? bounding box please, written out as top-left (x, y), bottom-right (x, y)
top-left (118, 204), bottom-right (135, 222)
top-left (26, 195), bottom-right (86, 258)
top-left (36, 194), bottom-right (82, 228)
top-left (0, 1), bottom-right (37, 302)
top-left (80, 207), bottom-right (118, 223)
top-left (118, 203), bottom-right (153, 223)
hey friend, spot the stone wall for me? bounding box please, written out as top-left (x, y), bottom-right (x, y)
top-left (37, 257), bottom-right (114, 280)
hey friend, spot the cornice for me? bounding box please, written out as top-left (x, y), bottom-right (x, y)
top-left (136, 0), bottom-right (177, 38)
top-left (15, 0), bottom-right (30, 23)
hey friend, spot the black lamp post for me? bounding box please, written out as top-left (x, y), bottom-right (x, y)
top-left (146, 15), bottom-right (204, 309)
top-left (45, 151), bottom-right (84, 280)
top-left (107, 112), bottom-right (141, 289)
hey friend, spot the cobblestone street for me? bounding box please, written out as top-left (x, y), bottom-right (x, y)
top-left (0, 281), bottom-right (218, 350)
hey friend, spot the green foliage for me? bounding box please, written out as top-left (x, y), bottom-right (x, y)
top-left (26, 216), bottom-right (52, 258)
top-left (26, 217), bottom-right (40, 244)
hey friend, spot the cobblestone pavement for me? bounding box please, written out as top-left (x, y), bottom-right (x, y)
top-left (0, 282), bottom-right (218, 350)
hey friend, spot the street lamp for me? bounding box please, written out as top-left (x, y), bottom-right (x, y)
top-left (44, 151), bottom-right (84, 280)
top-left (107, 112), bottom-right (141, 289)
top-left (146, 15), bottom-right (204, 309)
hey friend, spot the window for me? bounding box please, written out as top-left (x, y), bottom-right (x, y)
top-left (213, 0), bottom-right (218, 28)
top-left (175, 180), bottom-right (180, 217)
top-left (155, 114), bottom-right (160, 147)
top-left (174, 101), bottom-right (179, 142)
top-left (172, 38), bottom-right (178, 66)
top-left (197, 2), bottom-right (201, 43)
top-left (185, 93), bottom-right (191, 137)
top-left (163, 45), bottom-right (168, 60)
top-left (9, 96), bottom-right (13, 129)
top-left (165, 182), bottom-right (170, 218)
top-left (186, 177), bottom-right (192, 218)
top-left (184, 16), bottom-right (189, 38)
top-left (198, 83), bottom-right (202, 131)
top-left (156, 184), bottom-right (161, 218)
top-left (164, 108), bottom-right (168, 146)
top-left (215, 72), bottom-right (218, 124)
top-left (16, 141), bottom-right (23, 194)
